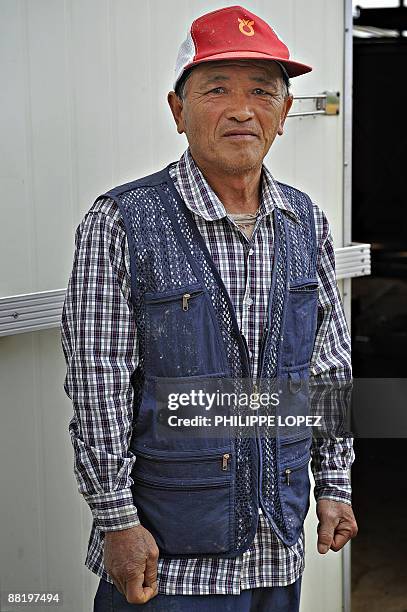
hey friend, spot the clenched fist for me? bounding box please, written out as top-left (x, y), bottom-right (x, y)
top-left (316, 499), bottom-right (358, 554)
top-left (103, 524), bottom-right (159, 604)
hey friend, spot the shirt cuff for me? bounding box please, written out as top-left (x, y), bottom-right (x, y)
top-left (83, 489), bottom-right (140, 531)
top-left (313, 470), bottom-right (352, 506)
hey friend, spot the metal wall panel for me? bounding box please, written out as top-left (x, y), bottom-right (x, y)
top-left (1, 0), bottom-right (347, 299)
top-left (0, 1), bottom-right (348, 610)
top-left (0, 328), bottom-right (95, 612)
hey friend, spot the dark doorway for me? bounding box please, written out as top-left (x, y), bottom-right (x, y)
top-left (351, 7), bottom-right (407, 611)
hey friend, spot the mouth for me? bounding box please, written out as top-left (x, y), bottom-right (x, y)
top-left (222, 132), bottom-right (258, 141)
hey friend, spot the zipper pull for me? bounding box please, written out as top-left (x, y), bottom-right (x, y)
top-left (182, 293), bottom-right (191, 311)
top-left (222, 453), bottom-right (230, 471)
top-left (252, 382), bottom-right (259, 399)
top-left (285, 468), bottom-right (292, 486)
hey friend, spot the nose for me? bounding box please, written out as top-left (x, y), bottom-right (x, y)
top-left (224, 92), bottom-right (255, 122)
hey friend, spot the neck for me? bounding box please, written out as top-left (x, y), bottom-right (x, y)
top-left (192, 157), bottom-right (262, 215)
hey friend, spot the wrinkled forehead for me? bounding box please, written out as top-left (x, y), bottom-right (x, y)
top-left (191, 59), bottom-right (284, 80)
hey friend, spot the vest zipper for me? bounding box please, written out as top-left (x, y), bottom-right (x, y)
top-left (241, 331), bottom-right (263, 512)
top-left (132, 475), bottom-right (231, 490)
top-left (242, 326), bottom-right (268, 396)
top-left (257, 324), bottom-right (269, 387)
top-left (240, 332), bottom-right (253, 380)
top-left (133, 448), bottom-right (232, 472)
top-left (144, 287), bottom-right (203, 306)
top-left (182, 293), bottom-right (191, 310)
top-left (283, 453), bottom-right (310, 486)
top-left (222, 453), bottom-right (230, 471)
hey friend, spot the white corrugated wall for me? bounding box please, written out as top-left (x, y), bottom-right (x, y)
top-left (0, 1), bottom-right (349, 610)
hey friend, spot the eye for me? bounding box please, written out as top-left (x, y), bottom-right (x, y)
top-left (253, 88), bottom-right (271, 96)
top-left (209, 87), bottom-right (226, 94)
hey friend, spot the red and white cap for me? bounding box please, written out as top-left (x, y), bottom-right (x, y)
top-left (173, 5), bottom-right (312, 90)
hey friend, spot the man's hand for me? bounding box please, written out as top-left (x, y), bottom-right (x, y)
top-left (316, 499), bottom-right (358, 554)
top-left (103, 524), bottom-right (159, 604)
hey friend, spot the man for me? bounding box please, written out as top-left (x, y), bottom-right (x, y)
top-left (61, 5), bottom-right (358, 611)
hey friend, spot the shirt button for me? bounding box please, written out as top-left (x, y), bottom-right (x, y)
top-left (248, 248), bottom-right (254, 256)
top-left (245, 297), bottom-right (253, 307)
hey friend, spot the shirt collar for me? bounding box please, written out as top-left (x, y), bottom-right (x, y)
top-left (170, 147), bottom-right (300, 225)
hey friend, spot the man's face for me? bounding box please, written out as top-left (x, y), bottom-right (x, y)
top-left (168, 60), bottom-right (293, 176)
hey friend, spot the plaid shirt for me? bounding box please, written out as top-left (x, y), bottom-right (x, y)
top-left (60, 147), bottom-right (354, 595)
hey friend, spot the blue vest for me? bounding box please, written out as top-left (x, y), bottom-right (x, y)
top-left (98, 164), bottom-right (318, 558)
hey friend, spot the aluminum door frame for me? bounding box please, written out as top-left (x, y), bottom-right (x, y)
top-left (342, 0), bottom-right (353, 610)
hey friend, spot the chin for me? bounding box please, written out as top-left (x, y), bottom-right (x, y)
top-left (216, 150), bottom-right (261, 174)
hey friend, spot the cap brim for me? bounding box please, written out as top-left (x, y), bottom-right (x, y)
top-left (181, 51), bottom-right (312, 80)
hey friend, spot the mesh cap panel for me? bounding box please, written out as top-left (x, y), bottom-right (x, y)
top-left (173, 30), bottom-right (196, 89)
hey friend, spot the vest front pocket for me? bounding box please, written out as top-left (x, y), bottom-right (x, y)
top-left (279, 431), bottom-right (312, 465)
top-left (130, 451), bottom-right (233, 555)
top-left (144, 283), bottom-right (228, 377)
top-left (278, 446), bottom-right (311, 545)
top-left (132, 373), bottom-right (232, 452)
top-left (281, 280), bottom-right (319, 368)
top-left (277, 366), bottom-right (311, 438)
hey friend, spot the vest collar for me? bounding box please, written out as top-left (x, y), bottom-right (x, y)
top-left (170, 147), bottom-right (300, 225)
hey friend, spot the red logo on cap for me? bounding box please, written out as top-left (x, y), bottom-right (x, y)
top-left (238, 18), bottom-right (255, 37)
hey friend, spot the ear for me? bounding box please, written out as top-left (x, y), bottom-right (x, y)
top-left (277, 94), bottom-right (294, 136)
top-left (167, 91), bottom-right (186, 135)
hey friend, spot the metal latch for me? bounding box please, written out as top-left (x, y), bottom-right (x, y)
top-left (288, 91), bottom-right (340, 118)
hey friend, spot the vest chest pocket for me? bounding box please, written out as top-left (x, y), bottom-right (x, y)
top-left (144, 283), bottom-right (228, 378)
top-left (281, 280), bottom-right (319, 368)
